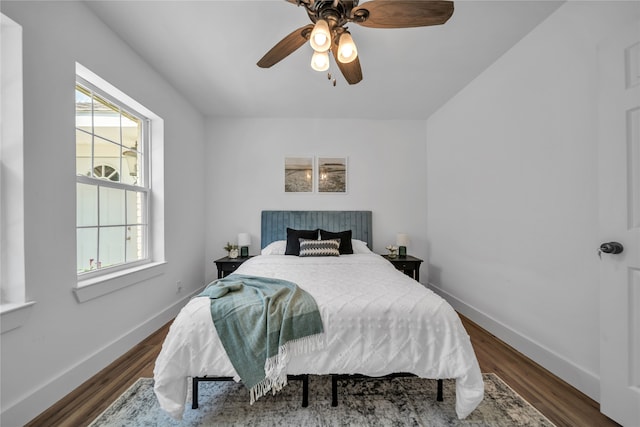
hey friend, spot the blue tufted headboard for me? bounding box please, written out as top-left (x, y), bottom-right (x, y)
top-left (261, 211), bottom-right (373, 249)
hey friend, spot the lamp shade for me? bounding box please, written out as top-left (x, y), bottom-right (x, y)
top-left (237, 233), bottom-right (251, 247)
top-left (311, 50), bottom-right (330, 71)
top-left (310, 19), bottom-right (331, 52)
top-left (337, 31), bottom-right (358, 64)
top-left (396, 233), bottom-right (410, 247)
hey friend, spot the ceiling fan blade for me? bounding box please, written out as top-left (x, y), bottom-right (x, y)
top-left (353, 0), bottom-right (453, 29)
top-left (257, 24), bottom-right (314, 68)
top-left (331, 43), bottom-right (363, 85)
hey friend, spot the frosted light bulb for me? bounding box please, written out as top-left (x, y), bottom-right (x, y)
top-left (310, 20), bottom-right (331, 52)
top-left (313, 33), bottom-right (327, 47)
top-left (337, 32), bottom-right (358, 64)
top-left (311, 50), bottom-right (329, 72)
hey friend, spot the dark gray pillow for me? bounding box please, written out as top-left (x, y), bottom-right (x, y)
top-left (319, 229), bottom-right (353, 254)
top-left (285, 228), bottom-right (319, 255)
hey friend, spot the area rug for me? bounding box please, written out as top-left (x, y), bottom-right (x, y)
top-left (89, 373), bottom-right (555, 426)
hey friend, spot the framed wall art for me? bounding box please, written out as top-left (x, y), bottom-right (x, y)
top-left (318, 157), bottom-right (347, 193)
top-left (284, 157), bottom-right (313, 193)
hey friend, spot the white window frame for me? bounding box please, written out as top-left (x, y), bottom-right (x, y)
top-left (1, 13), bottom-right (34, 334)
top-left (76, 77), bottom-right (151, 277)
top-left (74, 64), bottom-right (165, 303)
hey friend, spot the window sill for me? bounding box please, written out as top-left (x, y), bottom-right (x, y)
top-left (74, 261), bottom-right (166, 303)
top-left (1, 301), bottom-right (36, 334)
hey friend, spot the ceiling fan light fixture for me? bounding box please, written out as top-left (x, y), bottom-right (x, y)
top-left (311, 50), bottom-right (330, 71)
top-left (310, 19), bottom-right (331, 52)
top-left (257, 0), bottom-right (455, 84)
top-left (337, 31), bottom-right (358, 64)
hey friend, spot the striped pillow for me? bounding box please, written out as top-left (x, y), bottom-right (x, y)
top-left (298, 238), bottom-right (341, 257)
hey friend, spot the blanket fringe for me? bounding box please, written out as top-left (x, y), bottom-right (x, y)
top-left (249, 333), bottom-right (325, 405)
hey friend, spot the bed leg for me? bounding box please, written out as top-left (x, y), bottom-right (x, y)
top-left (331, 375), bottom-right (338, 407)
top-left (192, 377), bottom-right (200, 409)
top-left (437, 379), bottom-right (443, 402)
top-left (302, 375), bottom-right (309, 407)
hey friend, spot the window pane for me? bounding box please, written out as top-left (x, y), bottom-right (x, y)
top-left (121, 113), bottom-right (140, 149)
top-left (126, 190), bottom-right (145, 225)
top-left (99, 186), bottom-right (125, 226)
top-left (121, 146), bottom-right (139, 185)
top-left (126, 225), bottom-right (145, 262)
top-left (93, 136), bottom-right (121, 181)
top-left (92, 93), bottom-right (121, 143)
top-left (76, 129), bottom-right (92, 176)
top-left (77, 183), bottom-right (98, 226)
top-left (122, 113), bottom-right (141, 186)
top-left (99, 226), bottom-right (126, 268)
top-left (75, 88), bottom-right (92, 129)
top-left (77, 227), bottom-right (97, 273)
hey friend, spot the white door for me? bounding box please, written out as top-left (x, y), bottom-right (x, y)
top-left (598, 19), bottom-right (640, 427)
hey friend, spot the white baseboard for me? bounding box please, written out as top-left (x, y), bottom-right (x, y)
top-left (428, 282), bottom-right (600, 402)
top-left (0, 288), bottom-right (201, 427)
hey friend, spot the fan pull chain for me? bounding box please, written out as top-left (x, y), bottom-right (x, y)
top-left (327, 72), bottom-right (337, 87)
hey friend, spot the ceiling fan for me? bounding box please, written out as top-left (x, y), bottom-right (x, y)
top-left (257, 0), bottom-right (454, 85)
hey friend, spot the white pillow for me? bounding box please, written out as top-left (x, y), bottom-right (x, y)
top-left (261, 240), bottom-right (287, 255)
top-left (351, 239), bottom-right (372, 254)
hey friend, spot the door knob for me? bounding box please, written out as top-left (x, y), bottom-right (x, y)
top-left (599, 242), bottom-right (624, 257)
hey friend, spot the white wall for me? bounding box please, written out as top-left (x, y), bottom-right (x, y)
top-left (204, 118), bottom-right (428, 283)
top-left (426, 1), bottom-right (640, 401)
top-left (0, 2), bottom-right (206, 425)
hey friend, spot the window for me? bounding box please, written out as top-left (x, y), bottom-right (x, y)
top-left (75, 79), bottom-right (149, 277)
top-left (1, 13), bottom-right (33, 333)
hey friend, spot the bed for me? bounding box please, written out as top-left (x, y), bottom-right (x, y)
top-left (153, 210), bottom-right (484, 420)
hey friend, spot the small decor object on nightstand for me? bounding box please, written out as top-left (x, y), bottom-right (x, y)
top-left (385, 245), bottom-right (398, 259)
top-left (396, 233), bottom-right (409, 257)
top-left (237, 233), bottom-right (251, 257)
top-left (224, 242), bottom-right (239, 259)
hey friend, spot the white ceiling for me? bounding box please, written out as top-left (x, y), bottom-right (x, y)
top-left (85, 0), bottom-right (564, 120)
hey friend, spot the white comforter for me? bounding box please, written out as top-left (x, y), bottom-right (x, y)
top-left (154, 254), bottom-right (484, 419)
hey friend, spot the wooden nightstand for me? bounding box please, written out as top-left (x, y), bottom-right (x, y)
top-left (381, 254), bottom-right (423, 281)
top-left (214, 256), bottom-right (253, 278)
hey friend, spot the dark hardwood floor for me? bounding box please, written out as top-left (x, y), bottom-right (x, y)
top-left (25, 315), bottom-right (619, 427)
top-left (460, 317), bottom-right (619, 427)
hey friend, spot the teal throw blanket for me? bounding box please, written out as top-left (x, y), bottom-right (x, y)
top-left (198, 274), bottom-right (324, 403)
